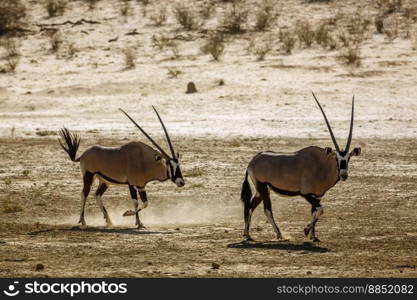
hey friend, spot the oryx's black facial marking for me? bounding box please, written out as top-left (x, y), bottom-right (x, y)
top-left (334, 148), bottom-right (361, 181)
top-left (167, 158), bottom-right (185, 187)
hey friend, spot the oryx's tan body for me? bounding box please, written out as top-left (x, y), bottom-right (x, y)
top-left (80, 142), bottom-right (167, 188)
top-left (248, 146), bottom-right (339, 198)
top-left (59, 107), bottom-right (184, 229)
top-left (241, 92), bottom-right (361, 242)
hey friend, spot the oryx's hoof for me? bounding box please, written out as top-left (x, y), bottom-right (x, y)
top-left (106, 222), bottom-right (113, 228)
top-left (304, 226), bottom-right (311, 237)
top-left (312, 237), bottom-right (321, 243)
top-left (123, 210), bottom-right (135, 217)
top-left (243, 235), bottom-right (254, 242)
top-left (78, 220), bottom-right (87, 228)
top-left (276, 235), bottom-right (288, 242)
top-left (136, 224), bottom-right (146, 230)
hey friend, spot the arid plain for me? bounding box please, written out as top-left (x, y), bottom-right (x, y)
top-left (0, 0), bottom-right (416, 277)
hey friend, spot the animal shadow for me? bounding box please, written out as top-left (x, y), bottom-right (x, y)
top-left (227, 240), bottom-right (330, 253)
top-left (28, 226), bottom-right (175, 236)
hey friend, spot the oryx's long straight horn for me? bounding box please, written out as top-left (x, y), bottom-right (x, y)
top-left (345, 96), bottom-right (354, 152)
top-left (311, 91), bottom-right (340, 152)
top-left (119, 108), bottom-right (171, 159)
top-left (152, 106), bottom-right (176, 158)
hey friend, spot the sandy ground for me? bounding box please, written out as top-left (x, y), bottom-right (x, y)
top-left (0, 0), bottom-right (417, 277)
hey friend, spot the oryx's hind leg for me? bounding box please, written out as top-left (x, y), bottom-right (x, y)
top-left (243, 182), bottom-right (263, 241)
top-left (303, 195), bottom-right (323, 242)
top-left (95, 181), bottom-right (112, 227)
top-left (260, 185), bottom-right (283, 240)
top-left (79, 172), bottom-right (94, 227)
top-left (128, 186), bottom-right (146, 229)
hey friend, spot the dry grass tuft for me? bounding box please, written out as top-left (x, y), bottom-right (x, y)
top-left (337, 45), bottom-right (362, 75)
top-left (295, 20), bottom-right (315, 48)
top-left (248, 37), bottom-right (272, 61)
top-left (1, 37), bottom-right (20, 72)
top-left (50, 31), bottom-right (63, 53)
top-left (254, 0), bottom-right (278, 31)
top-left (149, 6), bottom-right (167, 26)
top-left (173, 2), bottom-right (202, 31)
top-left (119, 0), bottom-right (132, 18)
top-left (279, 29), bottom-right (296, 54)
top-left (122, 48), bottom-right (137, 69)
top-left (220, 0), bottom-right (248, 34)
top-left (199, 0), bottom-right (216, 20)
top-left (151, 33), bottom-right (180, 59)
top-left (45, 0), bottom-right (67, 18)
top-left (85, 0), bottom-right (100, 10)
top-left (201, 31), bottom-right (225, 61)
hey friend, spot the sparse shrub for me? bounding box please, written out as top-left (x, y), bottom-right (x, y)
top-left (337, 30), bottom-right (350, 48)
top-left (338, 44), bottom-right (361, 74)
top-left (67, 42), bottom-right (77, 58)
top-left (119, 0), bottom-right (131, 18)
top-left (345, 9), bottom-right (371, 43)
top-left (50, 31), bottom-right (62, 53)
top-left (375, 15), bottom-right (384, 33)
top-left (315, 21), bottom-right (332, 48)
top-left (279, 29), bottom-right (295, 54)
top-left (167, 68), bottom-right (182, 78)
top-left (383, 16), bottom-right (399, 41)
top-left (248, 38), bottom-right (272, 61)
top-left (295, 20), bottom-right (315, 48)
top-left (139, 0), bottom-right (150, 17)
top-left (122, 48), bottom-right (137, 69)
top-left (150, 6), bottom-right (167, 26)
top-left (85, 0), bottom-right (99, 10)
top-left (201, 31), bottom-right (225, 61)
top-left (0, 0), bottom-right (26, 35)
top-left (411, 26), bottom-right (417, 50)
top-left (4, 38), bottom-right (20, 72)
top-left (199, 0), bottom-right (216, 19)
top-left (173, 3), bottom-right (202, 31)
top-left (45, 0), bottom-right (67, 18)
top-left (254, 0), bottom-right (277, 31)
top-left (151, 33), bottom-right (180, 59)
top-left (220, 0), bottom-right (248, 34)
top-left (376, 0), bottom-right (402, 15)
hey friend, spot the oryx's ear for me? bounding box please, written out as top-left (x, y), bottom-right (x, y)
top-left (325, 147), bottom-right (332, 155)
top-left (154, 154), bottom-right (162, 161)
top-left (350, 147), bottom-right (361, 156)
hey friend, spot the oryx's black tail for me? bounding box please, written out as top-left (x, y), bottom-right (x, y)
top-left (241, 170), bottom-right (252, 208)
top-left (58, 127), bottom-right (81, 162)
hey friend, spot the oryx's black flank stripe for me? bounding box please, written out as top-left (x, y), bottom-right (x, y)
top-left (267, 184), bottom-right (327, 199)
top-left (94, 172), bottom-right (126, 184)
top-left (267, 184), bottom-right (300, 197)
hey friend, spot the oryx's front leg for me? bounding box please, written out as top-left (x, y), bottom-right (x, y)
top-left (125, 186), bottom-right (147, 229)
top-left (303, 195), bottom-right (323, 242)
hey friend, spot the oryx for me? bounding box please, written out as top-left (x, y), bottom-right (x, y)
top-left (241, 92), bottom-right (361, 242)
top-left (59, 107), bottom-right (185, 228)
